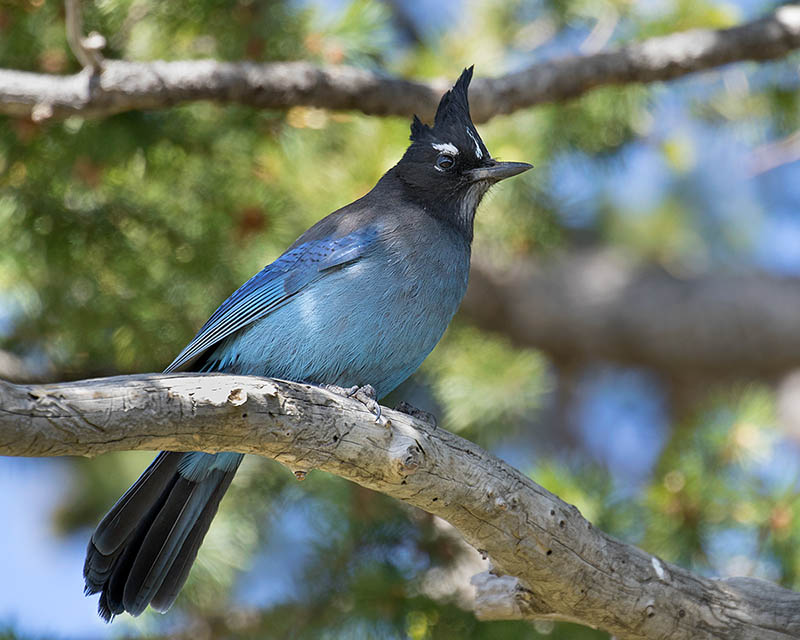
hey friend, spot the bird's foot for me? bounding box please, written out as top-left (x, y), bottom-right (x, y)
top-left (322, 383), bottom-right (383, 423)
top-left (394, 401), bottom-right (437, 428)
top-left (346, 384), bottom-right (382, 422)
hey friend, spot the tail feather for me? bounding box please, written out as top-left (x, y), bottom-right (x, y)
top-left (83, 545), bottom-right (116, 588)
top-left (84, 454), bottom-right (180, 598)
top-left (123, 476), bottom-right (217, 615)
top-left (151, 470), bottom-right (237, 612)
top-left (84, 451), bottom-right (242, 621)
top-left (91, 452), bottom-right (180, 555)
top-left (100, 470), bottom-right (181, 616)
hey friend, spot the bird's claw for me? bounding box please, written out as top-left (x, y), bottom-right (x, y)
top-left (321, 383), bottom-right (383, 423)
top-left (346, 384), bottom-right (382, 422)
top-left (394, 401), bottom-right (437, 428)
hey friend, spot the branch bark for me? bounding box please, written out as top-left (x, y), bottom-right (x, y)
top-left (1, 373), bottom-right (799, 639)
top-left (2, 5), bottom-right (800, 122)
top-left (464, 251), bottom-right (800, 378)
top-left (65, 0), bottom-right (106, 72)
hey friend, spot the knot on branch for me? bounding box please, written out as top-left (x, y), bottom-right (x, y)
top-left (471, 572), bottom-right (556, 621)
top-left (227, 387), bottom-right (248, 406)
top-left (393, 442), bottom-right (422, 476)
top-left (485, 487), bottom-right (520, 513)
top-left (31, 102), bottom-right (54, 123)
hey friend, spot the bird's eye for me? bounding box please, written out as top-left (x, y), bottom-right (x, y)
top-left (436, 153), bottom-right (455, 170)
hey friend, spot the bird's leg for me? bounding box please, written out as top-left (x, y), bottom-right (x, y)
top-left (394, 401), bottom-right (437, 428)
top-left (320, 383), bottom-right (383, 422)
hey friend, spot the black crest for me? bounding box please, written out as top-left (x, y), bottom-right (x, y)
top-left (410, 66), bottom-right (475, 143)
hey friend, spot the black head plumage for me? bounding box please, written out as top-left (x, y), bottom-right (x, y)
top-left (409, 67), bottom-right (486, 159)
top-left (405, 66), bottom-right (490, 173)
top-left (434, 66), bottom-right (473, 128)
top-left (394, 66), bottom-right (531, 240)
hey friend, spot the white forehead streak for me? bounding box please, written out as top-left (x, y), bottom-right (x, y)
top-left (466, 128), bottom-right (483, 159)
top-left (432, 142), bottom-right (459, 155)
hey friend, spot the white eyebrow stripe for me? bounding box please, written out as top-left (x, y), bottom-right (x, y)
top-left (466, 127), bottom-right (483, 159)
top-left (432, 142), bottom-right (459, 155)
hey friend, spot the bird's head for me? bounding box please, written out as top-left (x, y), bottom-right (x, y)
top-left (394, 66), bottom-right (532, 240)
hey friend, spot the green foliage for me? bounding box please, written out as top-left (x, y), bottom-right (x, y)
top-left (644, 386), bottom-right (800, 589)
top-left (424, 324), bottom-right (548, 442)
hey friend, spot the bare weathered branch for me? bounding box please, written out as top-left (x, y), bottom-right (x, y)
top-left (1, 373), bottom-right (799, 639)
top-left (464, 251), bottom-right (800, 378)
top-left (2, 5), bottom-right (800, 122)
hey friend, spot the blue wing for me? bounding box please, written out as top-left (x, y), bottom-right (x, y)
top-left (164, 226), bottom-right (380, 373)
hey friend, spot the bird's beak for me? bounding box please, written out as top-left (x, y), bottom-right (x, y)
top-left (467, 160), bottom-right (533, 183)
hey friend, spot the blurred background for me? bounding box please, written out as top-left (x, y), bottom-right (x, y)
top-left (2, 0), bottom-right (800, 638)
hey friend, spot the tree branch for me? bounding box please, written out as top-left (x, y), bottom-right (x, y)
top-left (64, 0), bottom-right (106, 72)
top-left (2, 5), bottom-right (800, 122)
top-left (464, 251), bottom-right (800, 378)
top-left (1, 373), bottom-right (798, 639)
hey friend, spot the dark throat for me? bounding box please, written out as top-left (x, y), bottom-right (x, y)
top-left (383, 167), bottom-right (487, 244)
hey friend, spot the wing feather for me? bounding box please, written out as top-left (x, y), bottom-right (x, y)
top-left (164, 226), bottom-right (379, 372)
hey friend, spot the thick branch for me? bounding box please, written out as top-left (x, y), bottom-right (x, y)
top-left (1, 373), bottom-right (799, 639)
top-left (2, 5), bottom-right (800, 121)
top-left (464, 251), bottom-right (800, 377)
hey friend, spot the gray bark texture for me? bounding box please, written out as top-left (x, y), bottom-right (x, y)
top-left (1, 4), bottom-right (800, 122)
top-left (465, 251), bottom-right (800, 378)
top-left (1, 373), bottom-right (799, 639)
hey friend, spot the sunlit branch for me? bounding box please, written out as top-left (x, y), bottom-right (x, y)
top-left (1, 5), bottom-right (799, 122)
top-left (1, 373), bottom-right (799, 639)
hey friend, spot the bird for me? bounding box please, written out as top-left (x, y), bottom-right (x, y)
top-left (83, 66), bottom-right (532, 621)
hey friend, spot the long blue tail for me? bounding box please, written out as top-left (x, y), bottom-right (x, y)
top-left (83, 451), bottom-right (243, 620)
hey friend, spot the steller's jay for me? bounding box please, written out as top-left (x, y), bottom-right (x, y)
top-left (83, 66), bottom-right (531, 621)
